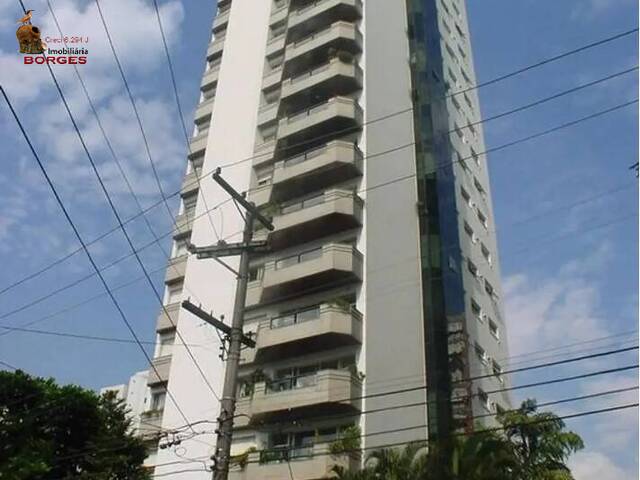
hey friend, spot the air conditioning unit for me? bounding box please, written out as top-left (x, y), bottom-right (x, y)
top-left (471, 234), bottom-right (479, 244)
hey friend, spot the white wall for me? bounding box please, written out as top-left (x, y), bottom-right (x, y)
top-left (153, 0), bottom-right (272, 478)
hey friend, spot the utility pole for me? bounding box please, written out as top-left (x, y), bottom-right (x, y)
top-left (184, 168), bottom-right (273, 480)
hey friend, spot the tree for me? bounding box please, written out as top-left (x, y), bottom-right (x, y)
top-left (0, 370), bottom-right (151, 480)
top-left (498, 399), bottom-right (584, 480)
top-left (327, 399), bottom-right (584, 480)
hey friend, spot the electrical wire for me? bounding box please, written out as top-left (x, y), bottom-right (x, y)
top-left (0, 84), bottom-right (194, 432)
top-left (10, 27), bottom-right (221, 404)
top-left (92, 0), bottom-right (236, 277)
top-left (0, 26), bottom-right (636, 299)
top-left (45, 0), bottom-right (210, 310)
top-left (2, 96), bottom-right (631, 330)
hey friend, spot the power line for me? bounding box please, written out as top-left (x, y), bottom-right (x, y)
top-left (45, 0), bottom-right (210, 310)
top-left (1, 95), bottom-right (629, 329)
top-left (91, 0), bottom-right (235, 278)
top-left (0, 324), bottom-right (217, 348)
top-left (0, 23), bottom-right (635, 303)
top-left (160, 347), bottom-right (639, 432)
top-left (0, 84), bottom-right (194, 431)
top-left (223, 403), bottom-right (640, 468)
top-left (41, 387), bottom-right (640, 470)
top-left (0, 359), bottom-right (19, 371)
top-left (5, 19), bottom-right (222, 405)
top-left (0, 207), bottom-right (238, 331)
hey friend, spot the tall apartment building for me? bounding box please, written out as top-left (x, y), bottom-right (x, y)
top-left (140, 0), bottom-right (511, 477)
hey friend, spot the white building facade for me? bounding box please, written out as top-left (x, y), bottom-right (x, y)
top-left (139, 0), bottom-right (511, 477)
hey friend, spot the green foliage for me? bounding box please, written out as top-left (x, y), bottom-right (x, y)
top-left (329, 425), bottom-right (362, 456)
top-left (326, 399), bottom-right (584, 480)
top-left (230, 446), bottom-right (257, 470)
top-left (498, 399), bottom-right (584, 480)
top-left (0, 370), bottom-right (150, 480)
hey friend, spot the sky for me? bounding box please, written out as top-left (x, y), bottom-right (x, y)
top-left (0, 0), bottom-right (638, 478)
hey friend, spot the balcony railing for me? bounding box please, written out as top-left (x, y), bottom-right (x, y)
top-left (270, 305), bottom-right (321, 329)
top-left (228, 443), bottom-right (359, 480)
top-left (275, 246), bottom-right (323, 270)
top-left (251, 302), bottom-right (363, 362)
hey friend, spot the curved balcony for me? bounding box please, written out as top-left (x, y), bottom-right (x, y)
top-left (165, 255), bottom-right (187, 284)
top-left (257, 102), bottom-right (280, 127)
top-left (229, 443), bottom-right (359, 480)
top-left (235, 369), bottom-right (361, 424)
top-left (207, 36), bottom-right (225, 60)
top-left (270, 2), bottom-right (289, 25)
top-left (173, 212), bottom-right (193, 239)
top-left (181, 169), bottom-right (201, 197)
top-left (272, 140), bottom-right (363, 201)
top-left (262, 66), bottom-right (283, 91)
top-left (189, 131), bottom-right (208, 159)
top-left (201, 65), bottom-right (220, 90)
top-left (147, 355), bottom-right (172, 386)
top-left (213, 7), bottom-right (230, 32)
top-left (156, 302), bottom-right (180, 332)
top-left (253, 139), bottom-right (277, 168)
top-left (255, 303), bottom-right (362, 363)
top-left (287, 0), bottom-right (362, 41)
top-left (284, 21), bottom-right (362, 76)
top-left (269, 190), bottom-right (363, 249)
top-left (277, 96), bottom-right (362, 148)
top-left (281, 58), bottom-right (362, 111)
top-left (194, 97), bottom-right (214, 125)
top-left (266, 34), bottom-right (286, 58)
top-left (246, 243), bottom-right (362, 306)
top-left (138, 410), bottom-right (164, 437)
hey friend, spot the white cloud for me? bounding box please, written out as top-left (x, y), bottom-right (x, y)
top-left (570, 0), bottom-right (636, 21)
top-left (0, 0), bottom-right (184, 105)
top-left (570, 451), bottom-right (634, 480)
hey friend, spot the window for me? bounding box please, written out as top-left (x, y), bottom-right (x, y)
top-left (183, 194), bottom-right (198, 217)
top-left (445, 43), bottom-right (457, 63)
top-left (455, 23), bottom-right (466, 38)
top-left (261, 124), bottom-right (277, 143)
top-left (447, 67), bottom-right (459, 88)
top-left (474, 342), bottom-right (487, 364)
top-left (492, 360), bottom-right (503, 382)
top-left (157, 331), bottom-right (175, 357)
top-left (478, 388), bottom-right (490, 410)
top-left (477, 210), bottom-right (488, 229)
top-left (461, 67), bottom-right (472, 85)
top-left (464, 221), bottom-right (474, 239)
top-left (485, 279), bottom-right (495, 297)
top-left (460, 186), bottom-right (472, 207)
top-left (457, 44), bottom-right (467, 60)
top-left (270, 23), bottom-right (286, 40)
top-left (471, 298), bottom-right (482, 319)
top-left (167, 282), bottom-right (183, 304)
top-left (257, 173), bottom-right (272, 187)
top-left (263, 88), bottom-right (280, 106)
top-left (248, 267), bottom-right (262, 282)
top-left (480, 243), bottom-right (492, 265)
top-left (456, 151), bottom-right (468, 173)
top-left (454, 123), bottom-right (467, 143)
top-left (440, 0), bottom-right (451, 16)
top-left (470, 146), bottom-right (480, 165)
top-left (489, 319), bottom-right (500, 340)
top-left (474, 177), bottom-right (486, 197)
top-left (467, 259), bottom-right (479, 278)
top-left (174, 239), bottom-right (189, 258)
top-left (150, 389), bottom-right (166, 412)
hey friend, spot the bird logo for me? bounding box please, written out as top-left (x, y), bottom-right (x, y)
top-left (17, 9), bottom-right (34, 25)
top-left (15, 9), bottom-right (45, 54)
